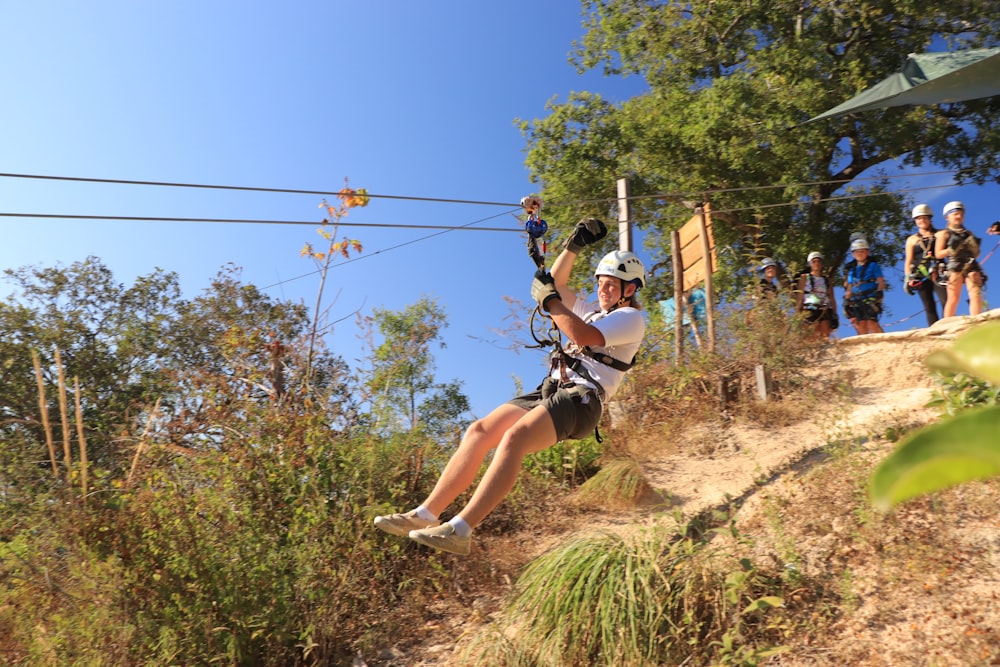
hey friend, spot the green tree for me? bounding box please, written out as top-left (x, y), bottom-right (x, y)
top-left (521, 1), bottom-right (1000, 297)
top-left (0, 258), bottom-right (354, 473)
top-left (365, 297), bottom-right (470, 441)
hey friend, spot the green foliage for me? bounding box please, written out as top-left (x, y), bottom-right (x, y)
top-left (364, 296), bottom-right (470, 438)
top-left (520, 1), bottom-right (1000, 302)
top-left (0, 258), bottom-right (486, 665)
top-left (523, 433), bottom-right (603, 486)
top-left (464, 529), bottom-right (788, 666)
top-left (871, 321), bottom-right (1000, 511)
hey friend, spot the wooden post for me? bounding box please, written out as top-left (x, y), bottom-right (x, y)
top-left (672, 229), bottom-right (683, 361)
top-left (696, 206), bottom-right (716, 351)
top-left (617, 178), bottom-right (633, 252)
top-left (755, 364), bottom-right (772, 401)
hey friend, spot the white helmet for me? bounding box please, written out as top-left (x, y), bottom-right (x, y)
top-left (760, 257), bottom-right (777, 270)
top-left (943, 201), bottom-right (965, 216)
top-left (595, 250), bottom-right (645, 288)
top-left (911, 204), bottom-right (933, 219)
top-left (807, 251), bottom-right (823, 263)
top-left (850, 238), bottom-right (869, 252)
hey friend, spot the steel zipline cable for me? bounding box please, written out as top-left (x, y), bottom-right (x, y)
top-left (0, 167), bottom-right (977, 212)
top-left (0, 181), bottom-right (971, 231)
top-left (0, 212), bottom-right (522, 233)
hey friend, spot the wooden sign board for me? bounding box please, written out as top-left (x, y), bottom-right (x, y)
top-left (679, 207), bottom-right (717, 292)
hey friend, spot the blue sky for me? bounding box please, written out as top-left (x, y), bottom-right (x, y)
top-left (2, 2), bottom-right (998, 417)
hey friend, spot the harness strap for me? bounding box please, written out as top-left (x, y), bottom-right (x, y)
top-left (581, 348), bottom-right (634, 372)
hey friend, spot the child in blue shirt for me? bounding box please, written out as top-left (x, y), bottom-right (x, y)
top-left (843, 237), bottom-right (886, 335)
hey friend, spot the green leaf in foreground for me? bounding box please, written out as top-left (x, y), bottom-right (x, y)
top-left (924, 321), bottom-right (1000, 385)
top-left (870, 406), bottom-right (1000, 511)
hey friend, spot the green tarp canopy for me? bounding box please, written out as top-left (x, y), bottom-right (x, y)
top-left (806, 46), bottom-right (1000, 124)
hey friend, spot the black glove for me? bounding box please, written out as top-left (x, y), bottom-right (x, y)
top-left (531, 270), bottom-right (561, 311)
top-left (904, 281), bottom-right (914, 296)
top-left (565, 218), bottom-right (608, 254)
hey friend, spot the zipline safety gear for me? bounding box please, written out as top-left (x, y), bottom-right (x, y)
top-left (807, 251), bottom-right (823, 263)
top-left (760, 257), bottom-right (777, 271)
top-left (912, 204), bottom-right (933, 219)
top-left (565, 218), bottom-right (608, 254)
top-left (595, 250), bottom-right (646, 288)
top-left (943, 201), bottom-right (965, 217)
top-left (531, 270), bottom-right (561, 311)
top-left (850, 238), bottom-right (870, 252)
top-left (520, 195), bottom-right (543, 215)
top-left (525, 217), bottom-right (548, 239)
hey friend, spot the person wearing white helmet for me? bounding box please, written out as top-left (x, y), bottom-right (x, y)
top-left (904, 204), bottom-right (947, 326)
top-left (934, 201), bottom-right (985, 318)
top-left (796, 251), bottom-right (838, 340)
top-left (757, 257), bottom-right (781, 297)
top-left (843, 237), bottom-right (886, 335)
top-left (375, 218), bottom-right (645, 555)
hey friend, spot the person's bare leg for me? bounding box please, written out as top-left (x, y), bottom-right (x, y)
top-left (944, 274), bottom-right (963, 317)
top-left (456, 405), bottom-right (558, 529)
top-left (967, 273), bottom-right (983, 316)
top-left (419, 403), bottom-right (527, 517)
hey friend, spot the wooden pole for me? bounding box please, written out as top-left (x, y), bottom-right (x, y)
top-left (672, 229), bottom-right (684, 361)
top-left (696, 206), bottom-right (716, 351)
top-left (616, 178), bottom-right (633, 252)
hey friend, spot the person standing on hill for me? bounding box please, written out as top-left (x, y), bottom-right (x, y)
top-left (904, 204), bottom-right (947, 326)
top-left (935, 201), bottom-right (986, 318)
top-left (796, 251), bottom-right (837, 340)
top-left (757, 257), bottom-right (781, 297)
top-left (843, 238), bottom-right (886, 335)
top-left (373, 219), bottom-right (646, 556)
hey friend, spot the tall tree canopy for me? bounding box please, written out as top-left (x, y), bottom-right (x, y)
top-left (365, 297), bottom-right (471, 441)
top-left (0, 259), bottom-right (353, 470)
top-left (522, 1), bottom-right (1000, 295)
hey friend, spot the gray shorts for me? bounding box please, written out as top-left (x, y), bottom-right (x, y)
top-left (507, 382), bottom-right (602, 441)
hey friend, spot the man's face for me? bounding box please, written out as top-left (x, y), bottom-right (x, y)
top-left (597, 275), bottom-right (630, 310)
top-left (946, 209), bottom-right (965, 226)
top-left (914, 214), bottom-right (932, 230)
top-left (852, 249), bottom-right (869, 262)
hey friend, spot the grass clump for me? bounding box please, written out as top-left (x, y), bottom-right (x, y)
top-left (571, 457), bottom-right (657, 509)
top-left (462, 527), bottom-right (792, 666)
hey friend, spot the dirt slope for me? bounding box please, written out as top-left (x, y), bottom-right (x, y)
top-left (373, 310), bottom-right (1000, 667)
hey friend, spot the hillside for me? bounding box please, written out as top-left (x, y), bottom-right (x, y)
top-left (367, 310), bottom-right (1000, 667)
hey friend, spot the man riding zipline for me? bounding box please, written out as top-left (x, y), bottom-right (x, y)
top-left (373, 217), bottom-right (646, 555)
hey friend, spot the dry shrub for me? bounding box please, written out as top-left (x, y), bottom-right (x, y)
top-left (571, 457), bottom-right (661, 510)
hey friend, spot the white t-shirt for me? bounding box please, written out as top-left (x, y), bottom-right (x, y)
top-left (550, 298), bottom-right (645, 399)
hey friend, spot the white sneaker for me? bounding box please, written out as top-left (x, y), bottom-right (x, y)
top-left (408, 523), bottom-right (471, 556)
top-left (373, 511), bottom-right (439, 537)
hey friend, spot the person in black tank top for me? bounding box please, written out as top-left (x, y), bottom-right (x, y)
top-left (934, 201), bottom-right (985, 318)
top-left (904, 204), bottom-right (947, 326)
